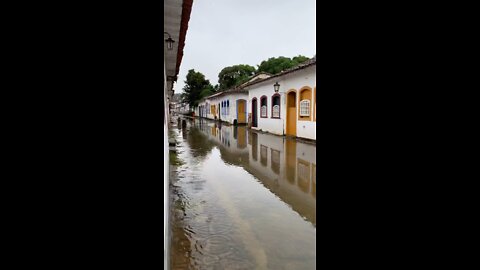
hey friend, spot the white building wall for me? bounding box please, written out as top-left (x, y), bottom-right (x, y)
top-left (247, 66), bottom-right (316, 140)
top-left (248, 81), bottom-right (285, 135)
top-left (197, 92), bottom-right (249, 124)
top-left (197, 98), bottom-right (214, 120)
top-left (227, 93), bottom-right (249, 124)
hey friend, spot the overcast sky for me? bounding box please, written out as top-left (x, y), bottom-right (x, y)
top-left (174, 0), bottom-right (316, 93)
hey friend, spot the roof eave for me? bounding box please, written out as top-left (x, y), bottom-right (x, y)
top-left (174, 0), bottom-right (193, 80)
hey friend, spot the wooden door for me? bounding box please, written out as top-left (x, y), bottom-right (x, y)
top-left (238, 100), bottom-right (246, 123)
top-left (286, 92), bottom-right (297, 136)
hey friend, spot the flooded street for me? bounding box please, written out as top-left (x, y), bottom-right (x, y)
top-left (170, 118), bottom-right (316, 270)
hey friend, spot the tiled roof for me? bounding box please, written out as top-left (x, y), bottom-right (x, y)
top-left (200, 87), bottom-right (247, 102)
top-left (240, 57), bottom-right (316, 89)
top-left (253, 71), bottom-right (272, 77)
top-left (199, 57), bottom-right (316, 103)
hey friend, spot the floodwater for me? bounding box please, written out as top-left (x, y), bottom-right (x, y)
top-left (170, 118), bottom-right (316, 270)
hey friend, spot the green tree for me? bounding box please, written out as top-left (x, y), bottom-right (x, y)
top-left (256, 55), bottom-right (310, 75)
top-left (292, 55), bottom-right (309, 65)
top-left (218, 64), bottom-right (256, 90)
top-left (199, 84), bottom-right (215, 99)
top-left (181, 69), bottom-right (213, 108)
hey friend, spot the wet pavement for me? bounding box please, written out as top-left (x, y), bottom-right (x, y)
top-left (170, 118), bottom-right (316, 270)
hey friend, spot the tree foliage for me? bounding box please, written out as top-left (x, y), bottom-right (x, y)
top-left (256, 55), bottom-right (309, 75)
top-left (179, 55), bottom-right (311, 108)
top-left (181, 69), bottom-right (213, 108)
top-left (218, 64), bottom-right (256, 90)
top-left (199, 84), bottom-right (216, 99)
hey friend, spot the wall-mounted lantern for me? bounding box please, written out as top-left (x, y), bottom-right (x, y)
top-left (164, 32), bottom-right (175, 50)
top-left (273, 82), bottom-right (280, 93)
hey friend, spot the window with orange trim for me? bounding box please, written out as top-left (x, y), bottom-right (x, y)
top-left (260, 96), bottom-right (268, 118)
top-left (298, 87), bottom-right (312, 121)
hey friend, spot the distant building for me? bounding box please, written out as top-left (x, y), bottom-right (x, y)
top-left (196, 88), bottom-right (249, 125)
top-left (237, 72), bottom-right (272, 88)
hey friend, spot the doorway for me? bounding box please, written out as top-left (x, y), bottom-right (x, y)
top-left (286, 92), bottom-right (297, 136)
top-left (252, 98), bottom-right (258, 127)
top-left (237, 99), bottom-right (246, 124)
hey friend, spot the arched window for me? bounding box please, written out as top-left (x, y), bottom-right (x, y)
top-left (260, 96), bottom-right (267, 118)
top-left (298, 87), bottom-right (312, 121)
top-left (226, 100), bottom-right (229, 116)
top-left (271, 94), bottom-right (281, 118)
top-left (300, 100), bottom-right (310, 116)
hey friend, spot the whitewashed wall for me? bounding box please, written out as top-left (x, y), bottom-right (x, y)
top-left (229, 93), bottom-right (249, 124)
top-left (197, 98), bottom-right (214, 120)
top-left (250, 82), bottom-right (284, 135)
top-left (247, 66), bottom-right (316, 140)
top-left (197, 92), bottom-right (249, 124)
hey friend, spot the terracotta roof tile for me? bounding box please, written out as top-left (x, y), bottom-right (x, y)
top-left (240, 57), bottom-right (316, 89)
top-left (199, 57), bottom-right (315, 103)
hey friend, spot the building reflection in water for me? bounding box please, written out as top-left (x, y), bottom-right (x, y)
top-left (189, 119), bottom-right (317, 226)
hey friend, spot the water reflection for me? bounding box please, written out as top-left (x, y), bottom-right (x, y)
top-left (251, 132), bottom-right (258, 161)
top-left (191, 118), bottom-right (316, 226)
top-left (171, 118), bottom-right (316, 270)
top-left (186, 127), bottom-right (215, 160)
top-left (271, 149), bottom-right (280, 175)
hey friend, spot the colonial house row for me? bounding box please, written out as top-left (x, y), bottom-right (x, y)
top-left (196, 88), bottom-right (249, 125)
top-left (195, 72), bottom-right (273, 124)
top-left (195, 57), bottom-right (316, 141)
